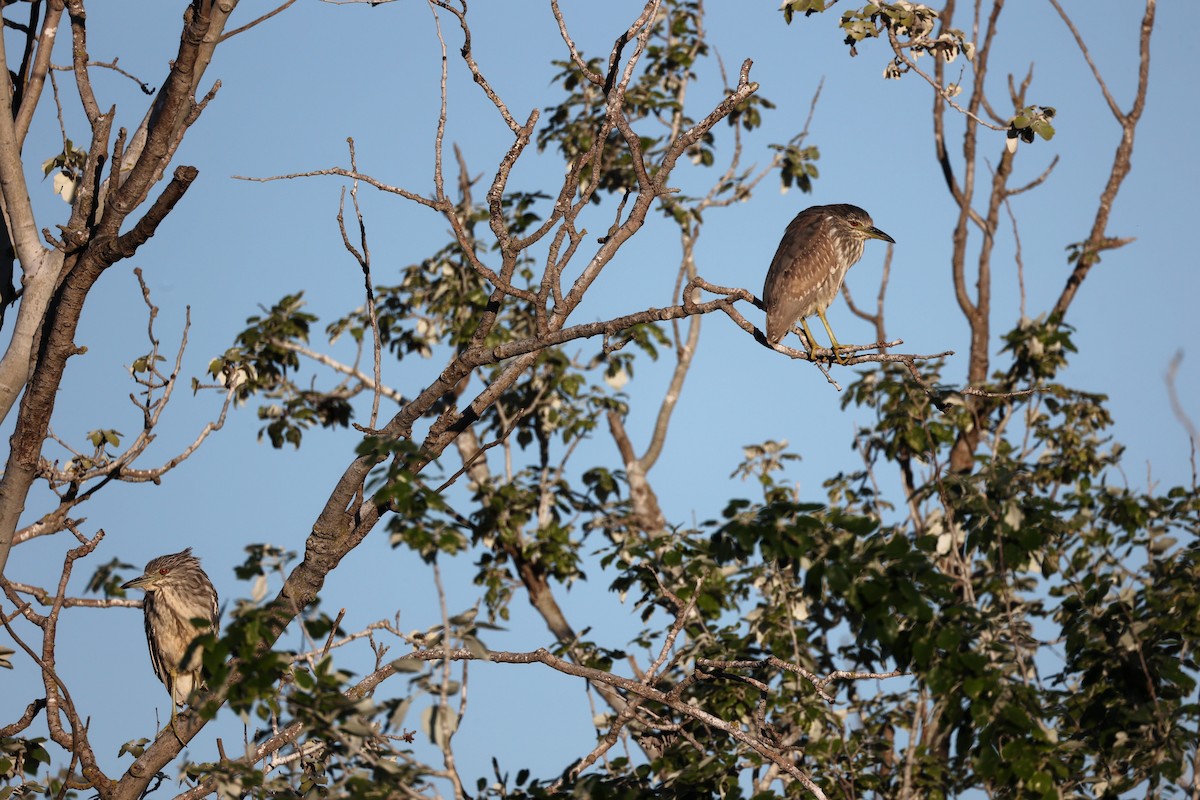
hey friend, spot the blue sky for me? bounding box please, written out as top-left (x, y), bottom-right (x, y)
top-left (3, 0), bottom-right (1196, 791)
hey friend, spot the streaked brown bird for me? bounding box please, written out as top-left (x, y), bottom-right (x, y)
top-left (122, 548), bottom-right (219, 709)
top-left (763, 203), bottom-right (894, 362)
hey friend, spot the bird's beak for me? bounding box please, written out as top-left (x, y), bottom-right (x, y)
top-left (122, 573), bottom-right (156, 591)
top-left (866, 226), bottom-right (895, 244)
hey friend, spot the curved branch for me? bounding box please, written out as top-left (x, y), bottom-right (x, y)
top-left (1049, 0), bottom-right (1155, 320)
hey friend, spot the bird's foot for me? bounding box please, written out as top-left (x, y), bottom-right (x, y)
top-left (168, 704), bottom-right (186, 745)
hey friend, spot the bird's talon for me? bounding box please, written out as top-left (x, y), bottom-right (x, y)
top-left (762, 204), bottom-right (894, 368)
top-left (170, 714), bottom-right (186, 745)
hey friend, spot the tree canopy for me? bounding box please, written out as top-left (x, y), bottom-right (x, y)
top-left (1, 2), bottom-right (1196, 799)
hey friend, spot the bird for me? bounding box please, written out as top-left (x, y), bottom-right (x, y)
top-left (122, 548), bottom-right (220, 711)
top-left (762, 203), bottom-right (894, 363)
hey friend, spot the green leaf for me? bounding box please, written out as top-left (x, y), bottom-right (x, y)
top-left (117, 738), bottom-right (148, 759)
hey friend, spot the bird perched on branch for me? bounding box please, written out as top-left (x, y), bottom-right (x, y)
top-left (763, 203), bottom-right (894, 363)
top-left (122, 548), bottom-right (219, 712)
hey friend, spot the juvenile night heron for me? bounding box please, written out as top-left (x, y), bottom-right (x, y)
top-left (122, 548), bottom-right (219, 710)
top-left (763, 203), bottom-right (894, 362)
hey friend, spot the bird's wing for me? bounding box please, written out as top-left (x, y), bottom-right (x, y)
top-left (763, 215), bottom-right (832, 343)
top-left (143, 595), bottom-right (170, 690)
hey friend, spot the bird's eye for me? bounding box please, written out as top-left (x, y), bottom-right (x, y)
top-left (159, 568), bottom-right (170, 575)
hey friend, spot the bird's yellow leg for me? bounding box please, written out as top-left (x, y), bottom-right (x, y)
top-left (798, 317), bottom-right (820, 356)
top-left (170, 703), bottom-right (185, 744)
top-left (167, 672), bottom-right (185, 744)
top-left (817, 309), bottom-right (849, 364)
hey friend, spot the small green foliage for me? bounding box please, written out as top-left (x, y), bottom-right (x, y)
top-left (234, 543), bottom-right (296, 582)
top-left (538, 0), bottom-right (774, 207)
top-left (302, 610), bottom-right (345, 643)
top-left (223, 293), bottom-right (316, 384)
top-left (841, 6), bottom-right (889, 45)
top-left (361, 437), bottom-right (449, 520)
top-left (205, 605), bottom-right (288, 722)
top-left (582, 467), bottom-right (622, 505)
top-left (0, 737), bottom-right (50, 780)
top-left (725, 94), bottom-right (775, 131)
top-left (204, 293), bottom-right (352, 448)
top-left (786, 3), bottom-right (976, 69)
top-left (129, 353), bottom-right (164, 373)
top-left (468, 473), bottom-right (590, 618)
top-left (117, 738), bottom-right (149, 759)
top-left (843, 362), bottom-right (958, 468)
top-left (501, 190), bottom-right (551, 238)
top-left (874, 2), bottom-right (939, 40)
top-left (85, 428), bottom-right (122, 450)
top-left (358, 436), bottom-right (469, 563)
top-left (1065, 239), bottom-right (1095, 267)
top-left (1000, 315), bottom-right (1076, 380)
top-left (86, 557), bottom-right (137, 597)
top-left (41, 140), bottom-right (86, 178)
top-left (41, 140), bottom-right (86, 203)
top-left (780, 0), bottom-right (839, 24)
top-left (1009, 104), bottom-right (1057, 144)
top-left (770, 142), bottom-right (820, 193)
top-left (729, 439), bottom-right (802, 489)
